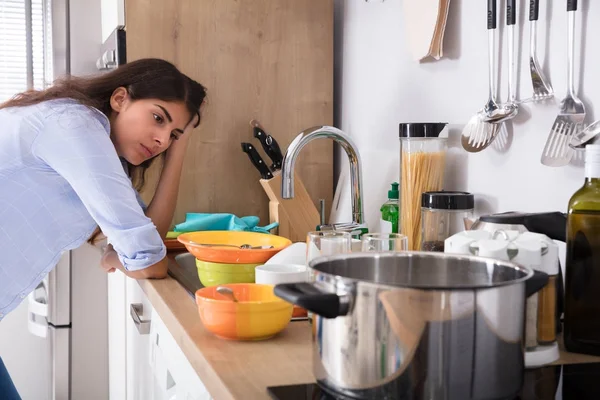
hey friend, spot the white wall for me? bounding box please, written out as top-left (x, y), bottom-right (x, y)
top-left (333, 0), bottom-right (596, 228)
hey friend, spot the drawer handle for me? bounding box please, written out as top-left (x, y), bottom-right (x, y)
top-left (130, 303), bottom-right (151, 335)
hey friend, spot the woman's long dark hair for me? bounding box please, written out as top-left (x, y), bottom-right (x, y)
top-left (0, 58), bottom-right (207, 191)
top-left (1, 58), bottom-right (207, 243)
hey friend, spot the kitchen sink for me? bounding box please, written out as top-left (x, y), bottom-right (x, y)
top-left (168, 253), bottom-right (203, 299)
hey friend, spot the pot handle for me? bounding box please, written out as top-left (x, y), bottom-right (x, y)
top-left (274, 282), bottom-right (350, 319)
top-left (526, 270), bottom-right (549, 297)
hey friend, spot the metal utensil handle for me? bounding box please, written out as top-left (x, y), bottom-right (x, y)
top-left (488, 0), bottom-right (497, 102)
top-left (507, 0), bottom-right (516, 102)
top-left (488, 0), bottom-right (497, 29)
top-left (507, 0), bottom-right (516, 25)
top-left (567, 0), bottom-right (576, 96)
top-left (130, 303), bottom-right (151, 335)
top-left (530, 6), bottom-right (538, 59)
top-left (529, 0), bottom-right (539, 21)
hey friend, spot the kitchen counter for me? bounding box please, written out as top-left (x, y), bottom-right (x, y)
top-left (136, 252), bottom-right (600, 400)
top-left (136, 253), bottom-right (313, 400)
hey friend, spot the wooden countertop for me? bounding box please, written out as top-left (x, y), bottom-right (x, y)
top-left (137, 252), bottom-right (600, 400)
top-left (136, 253), bottom-right (313, 400)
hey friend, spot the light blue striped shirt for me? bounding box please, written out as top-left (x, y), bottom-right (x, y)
top-left (0, 99), bottom-right (166, 320)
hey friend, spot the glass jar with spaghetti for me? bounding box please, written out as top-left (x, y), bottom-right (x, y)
top-left (398, 123), bottom-right (448, 250)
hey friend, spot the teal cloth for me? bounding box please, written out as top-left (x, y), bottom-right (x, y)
top-left (174, 213), bottom-right (279, 235)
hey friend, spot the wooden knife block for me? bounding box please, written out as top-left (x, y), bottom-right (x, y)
top-left (260, 173), bottom-right (320, 243)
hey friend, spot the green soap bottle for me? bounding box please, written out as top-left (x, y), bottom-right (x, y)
top-left (380, 182), bottom-right (399, 233)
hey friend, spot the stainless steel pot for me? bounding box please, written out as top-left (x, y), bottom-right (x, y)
top-left (274, 251), bottom-right (548, 400)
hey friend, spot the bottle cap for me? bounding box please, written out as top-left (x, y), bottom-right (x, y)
top-left (399, 123), bottom-right (448, 138)
top-left (585, 144), bottom-right (600, 178)
top-left (421, 191), bottom-right (474, 210)
top-left (388, 182), bottom-right (399, 200)
top-left (585, 144), bottom-right (600, 163)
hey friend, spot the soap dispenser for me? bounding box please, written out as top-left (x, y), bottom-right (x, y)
top-left (380, 182), bottom-right (399, 233)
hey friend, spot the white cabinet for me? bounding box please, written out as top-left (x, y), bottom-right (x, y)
top-left (125, 278), bottom-right (156, 400)
top-left (100, 0), bottom-right (125, 42)
top-left (109, 273), bottom-right (211, 400)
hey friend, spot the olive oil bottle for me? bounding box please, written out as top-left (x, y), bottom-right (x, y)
top-left (564, 145), bottom-right (600, 355)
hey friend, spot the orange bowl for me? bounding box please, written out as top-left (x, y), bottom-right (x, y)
top-left (177, 231), bottom-right (292, 264)
top-left (195, 283), bottom-right (293, 340)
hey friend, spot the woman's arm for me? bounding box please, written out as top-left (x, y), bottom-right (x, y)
top-left (33, 107), bottom-right (167, 279)
top-left (144, 131), bottom-right (191, 238)
top-left (101, 244), bottom-right (168, 279)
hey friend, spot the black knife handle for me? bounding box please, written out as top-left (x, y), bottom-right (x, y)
top-left (488, 0), bottom-right (497, 30)
top-left (567, 0), bottom-right (577, 11)
top-left (253, 127), bottom-right (284, 171)
top-left (507, 0), bottom-right (516, 25)
top-left (529, 0), bottom-right (539, 21)
top-left (241, 143), bottom-right (273, 180)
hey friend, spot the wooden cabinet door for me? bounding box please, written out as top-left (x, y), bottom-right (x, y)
top-left (125, 0), bottom-right (334, 228)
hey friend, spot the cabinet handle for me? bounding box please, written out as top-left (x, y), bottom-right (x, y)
top-left (130, 303), bottom-right (151, 335)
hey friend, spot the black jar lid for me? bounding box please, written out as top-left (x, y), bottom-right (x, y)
top-left (399, 123), bottom-right (448, 138)
top-left (422, 191), bottom-right (474, 210)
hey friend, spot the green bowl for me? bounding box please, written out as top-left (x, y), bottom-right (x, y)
top-left (195, 258), bottom-right (259, 287)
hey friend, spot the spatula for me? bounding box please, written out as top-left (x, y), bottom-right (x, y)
top-left (541, 0), bottom-right (585, 167)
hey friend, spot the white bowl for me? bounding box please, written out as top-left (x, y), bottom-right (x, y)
top-left (255, 264), bottom-right (308, 285)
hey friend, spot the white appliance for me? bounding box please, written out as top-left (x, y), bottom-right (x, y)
top-left (27, 245), bottom-right (109, 400)
top-left (28, 254), bottom-right (72, 399)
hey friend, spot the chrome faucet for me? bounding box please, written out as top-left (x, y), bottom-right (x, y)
top-left (281, 126), bottom-right (364, 225)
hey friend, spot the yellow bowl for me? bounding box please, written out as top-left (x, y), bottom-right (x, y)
top-left (196, 259), bottom-right (259, 287)
top-left (177, 231), bottom-right (292, 264)
top-left (195, 283), bottom-right (293, 340)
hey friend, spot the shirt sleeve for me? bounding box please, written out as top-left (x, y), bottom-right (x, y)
top-left (31, 105), bottom-right (165, 271)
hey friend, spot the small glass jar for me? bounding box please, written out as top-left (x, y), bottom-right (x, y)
top-left (420, 191), bottom-right (474, 252)
top-left (399, 123), bottom-right (448, 250)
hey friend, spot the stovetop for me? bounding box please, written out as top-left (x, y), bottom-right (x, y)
top-left (267, 362), bottom-right (600, 400)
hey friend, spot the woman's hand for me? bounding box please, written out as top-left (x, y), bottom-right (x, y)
top-left (144, 123), bottom-right (197, 238)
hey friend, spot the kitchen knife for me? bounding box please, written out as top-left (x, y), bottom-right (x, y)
top-left (241, 142), bottom-right (274, 180)
top-left (250, 119), bottom-right (284, 171)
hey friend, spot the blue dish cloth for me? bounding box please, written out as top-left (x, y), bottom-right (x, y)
top-left (173, 213), bottom-right (279, 235)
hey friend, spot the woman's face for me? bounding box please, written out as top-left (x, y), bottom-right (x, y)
top-left (109, 87), bottom-right (192, 165)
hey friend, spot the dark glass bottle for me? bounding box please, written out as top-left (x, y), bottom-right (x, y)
top-left (564, 145), bottom-right (600, 355)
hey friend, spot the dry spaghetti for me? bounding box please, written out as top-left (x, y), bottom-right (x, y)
top-left (400, 150), bottom-right (446, 250)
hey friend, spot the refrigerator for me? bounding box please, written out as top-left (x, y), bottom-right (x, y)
top-left (27, 242), bottom-right (110, 400)
top-left (0, 0), bottom-right (110, 398)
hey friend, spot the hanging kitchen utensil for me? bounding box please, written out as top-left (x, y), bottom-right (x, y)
top-left (541, 0), bottom-right (585, 167)
top-left (529, 0), bottom-right (554, 101)
top-left (480, 0), bottom-right (519, 124)
top-left (571, 119), bottom-right (600, 149)
top-left (461, 0), bottom-right (501, 152)
top-left (403, 0), bottom-right (445, 61)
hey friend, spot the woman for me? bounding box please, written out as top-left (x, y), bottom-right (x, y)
top-left (0, 58), bottom-right (206, 397)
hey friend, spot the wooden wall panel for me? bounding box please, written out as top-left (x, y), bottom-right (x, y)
top-left (125, 0), bottom-right (333, 229)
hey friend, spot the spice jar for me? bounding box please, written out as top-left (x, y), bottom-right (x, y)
top-left (420, 191), bottom-right (474, 252)
top-left (399, 123), bottom-right (448, 250)
top-left (515, 232), bottom-right (559, 346)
